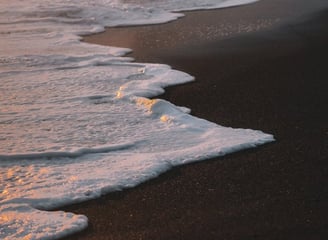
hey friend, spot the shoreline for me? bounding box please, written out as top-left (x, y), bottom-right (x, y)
top-left (83, 0), bottom-right (328, 64)
top-left (62, 0), bottom-right (328, 239)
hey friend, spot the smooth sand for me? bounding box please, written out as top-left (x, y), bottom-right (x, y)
top-left (62, 0), bottom-right (328, 239)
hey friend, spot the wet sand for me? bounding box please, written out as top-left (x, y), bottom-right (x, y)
top-left (62, 0), bottom-right (328, 239)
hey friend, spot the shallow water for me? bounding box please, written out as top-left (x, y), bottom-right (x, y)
top-left (0, 0), bottom-right (274, 239)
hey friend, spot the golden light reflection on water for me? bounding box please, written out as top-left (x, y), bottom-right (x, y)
top-left (69, 175), bottom-right (78, 182)
top-left (1, 166), bottom-right (51, 201)
top-left (160, 114), bottom-right (171, 123)
top-left (136, 98), bottom-right (158, 111)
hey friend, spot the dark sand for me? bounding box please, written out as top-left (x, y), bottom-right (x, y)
top-left (62, 0), bottom-right (328, 239)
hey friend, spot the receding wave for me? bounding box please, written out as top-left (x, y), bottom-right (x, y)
top-left (0, 1), bottom-right (274, 240)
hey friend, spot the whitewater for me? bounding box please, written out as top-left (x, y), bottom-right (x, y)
top-left (0, 0), bottom-right (274, 239)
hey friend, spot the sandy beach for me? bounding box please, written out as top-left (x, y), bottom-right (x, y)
top-left (62, 0), bottom-right (328, 239)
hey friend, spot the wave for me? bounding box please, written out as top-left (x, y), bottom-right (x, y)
top-left (0, 0), bottom-right (275, 239)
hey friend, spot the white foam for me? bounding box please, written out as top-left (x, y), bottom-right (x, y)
top-left (0, 0), bottom-right (274, 239)
top-left (0, 204), bottom-right (87, 240)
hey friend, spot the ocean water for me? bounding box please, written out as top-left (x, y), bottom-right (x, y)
top-left (0, 0), bottom-right (274, 239)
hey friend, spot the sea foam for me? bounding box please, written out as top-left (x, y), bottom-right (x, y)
top-left (0, 0), bottom-right (273, 239)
